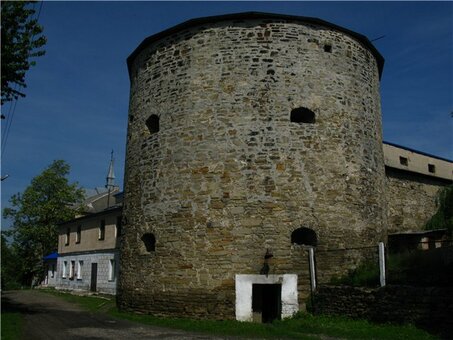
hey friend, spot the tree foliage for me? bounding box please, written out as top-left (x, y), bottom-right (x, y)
top-left (3, 160), bottom-right (84, 286)
top-left (1, 234), bottom-right (22, 290)
top-left (1, 1), bottom-right (47, 104)
top-left (425, 185), bottom-right (453, 233)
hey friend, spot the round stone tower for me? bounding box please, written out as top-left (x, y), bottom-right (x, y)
top-left (119, 12), bottom-right (386, 320)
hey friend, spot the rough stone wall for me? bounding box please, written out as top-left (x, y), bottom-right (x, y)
top-left (120, 18), bottom-right (386, 319)
top-left (314, 285), bottom-right (453, 338)
top-left (386, 167), bottom-right (448, 234)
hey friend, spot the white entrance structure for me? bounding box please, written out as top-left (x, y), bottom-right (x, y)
top-left (235, 274), bottom-right (298, 322)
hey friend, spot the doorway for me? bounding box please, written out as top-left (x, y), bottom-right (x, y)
top-left (252, 284), bottom-right (282, 323)
top-left (90, 263), bottom-right (97, 292)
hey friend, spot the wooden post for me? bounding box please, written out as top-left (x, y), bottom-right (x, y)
top-left (379, 242), bottom-right (386, 287)
top-left (308, 247), bottom-right (316, 291)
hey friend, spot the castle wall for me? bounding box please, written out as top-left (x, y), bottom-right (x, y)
top-left (386, 167), bottom-right (449, 234)
top-left (120, 17), bottom-right (386, 319)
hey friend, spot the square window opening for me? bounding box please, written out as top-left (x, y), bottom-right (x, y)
top-left (399, 156), bottom-right (408, 166)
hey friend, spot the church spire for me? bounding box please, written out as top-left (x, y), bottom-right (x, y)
top-left (106, 150), bottom-right (115, 190)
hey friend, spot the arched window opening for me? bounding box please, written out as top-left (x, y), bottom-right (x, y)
top-left (141, 233), bottom-right (156, 252)
top-left (291, 227), bottom-right (317, 246)
top-left (146, 114), bottom-right (159, 134)
top-left (290, 107), bottom-right (316, 124)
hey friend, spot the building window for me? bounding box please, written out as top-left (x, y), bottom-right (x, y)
top-left (291, 227), bottom-right (318, 246)
top-left (109, 259), bottom-right (116, 281)
top-left (76, 225), bottom-right (81, 244)
top-left (77, 261), bottom-right (83, 280)
top-left (62, 261), bottom-right (68, 278)
top-left (99, 220), bottom-right (105, 240)
top-left (428, 164), bottom-right (436, 173)
top-left (69, 260), bottom-right (75, 280)
top-left (146, 114), bottom-right (159, 134)
top-left (290, 107), bottom-right (316, 124)
top-left (399, 156), bottom-right (408, 166)
top-left (141, 233), bottom-right (156, 252)
top-left (116, 216), bottom-right (122, 238)
top-left (65, 228), bottom-right (70, 245)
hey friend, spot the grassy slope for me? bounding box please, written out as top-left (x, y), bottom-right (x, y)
top-left (1, 312), bottom-right (23, 340)
top-left (38, 289), bottom-right (436, 339)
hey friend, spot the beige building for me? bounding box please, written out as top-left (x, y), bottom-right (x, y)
top-left (56, 157), bottom-right (123, 294)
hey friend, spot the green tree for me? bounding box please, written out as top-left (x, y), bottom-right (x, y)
top-left (3, 160), bottom-right (84, 286)
top-left (1, 234), bottom-right (22, 290)
top-left (425, 185), bottom-right (453, 233)
top-left (1, 1), bottom-right (47, 105)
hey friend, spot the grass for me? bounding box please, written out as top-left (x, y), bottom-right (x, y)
top-left (38, 288), bottom-right (115, 312)
top-left (1, 312), bottom-right (24, 340)
top-left (329, 246), bottom-right (453, 287)
top-left (36, 289), bottom-right (436, 339)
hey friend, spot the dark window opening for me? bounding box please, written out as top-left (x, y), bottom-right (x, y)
top-left (252, 284), bottom-right (281, 323)
top-left (428, 164), bottom-right (436, 173)
top-left (141, 233), bottom-right (156, 252)
top-left (399, 156), bottom-right (408, 166)
top-left (291, 227), bottom-right (317, 246)
top-left (76, 225), bottom-right (81, 244)
top-left (290, 107), bottom-right (315, 124)
top-left (116, 216), bottom-right (122, 238)
top-left (324, 44), bottom-right (332, 53)
top-left (146, 114), bottom-right (159, 134)
top-left (99, 220), bottom-right (105, 240)
top-left (65, 228), bottom-right (70, 246)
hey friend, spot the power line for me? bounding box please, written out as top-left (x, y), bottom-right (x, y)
top-left (1, 1), bottom-right (45, 159)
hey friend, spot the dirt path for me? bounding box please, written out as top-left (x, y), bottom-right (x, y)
top-left (1, 290), bottom-right (236, 340)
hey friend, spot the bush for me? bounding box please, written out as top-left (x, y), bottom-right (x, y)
top-left (329, 246), bottom-right (453, 287)
top-left (329, 261), bottom-right (380, 287)
top-left (425, 185), bottom-right (453, 232)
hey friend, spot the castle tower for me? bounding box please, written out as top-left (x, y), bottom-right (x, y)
top-left (119, 12), bottom-right (387, 320)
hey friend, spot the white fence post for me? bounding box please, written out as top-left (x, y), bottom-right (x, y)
top-left (308, 247), bottom-right (316, 291)
top-left (378, 242), bottom-right (386, 287)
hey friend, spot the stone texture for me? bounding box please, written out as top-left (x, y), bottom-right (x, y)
top-left (314, 285), bottom-right (453, 338)
top-left (119, 16), bottom-right (387, 320)
top-left (386, 167), bottom-right (448, 234)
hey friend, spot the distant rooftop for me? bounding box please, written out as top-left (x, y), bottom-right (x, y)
top-left (383, 141), bottom-right (452, 181)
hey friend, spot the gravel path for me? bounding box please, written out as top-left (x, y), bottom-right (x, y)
top-left (1, 290), bottom-right (237, 340)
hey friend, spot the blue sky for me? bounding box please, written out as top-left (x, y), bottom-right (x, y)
top-left (1, 1), bottom-right (452, 228)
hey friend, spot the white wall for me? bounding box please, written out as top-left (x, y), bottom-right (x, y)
top-left (235, 274), bottom-right (298, 322)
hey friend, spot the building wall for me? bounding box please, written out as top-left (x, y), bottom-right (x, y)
top-left (383, 143), bottom-right (452, 181)
top-left (58, 210), bottom-right (121, 254)
top-left (385, 167), bottom-right (450, 234)
top-left (42, 260), bottom-right (57, 287)
top-left (120, 16), bottom-right (386, 319)
top-left (56, 250), bottom-right (119, 295)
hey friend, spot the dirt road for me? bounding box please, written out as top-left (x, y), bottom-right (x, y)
top-left (1, 290), bottom-right (234, 340)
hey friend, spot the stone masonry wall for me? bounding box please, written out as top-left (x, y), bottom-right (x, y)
top-left (120, 16), bottom-right (386, 319)
top-left (386, 167), bottom-right (449, 234)
top-left (314, 285), bottom-right (453, 338)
